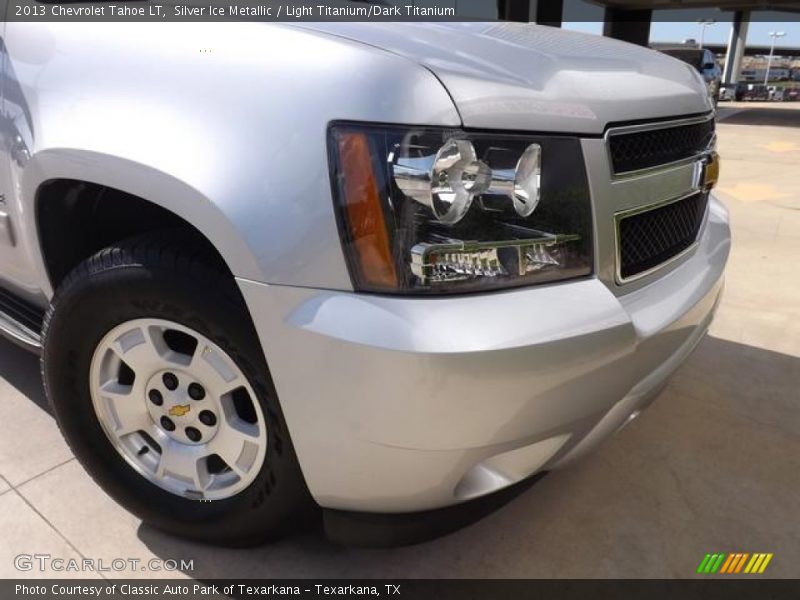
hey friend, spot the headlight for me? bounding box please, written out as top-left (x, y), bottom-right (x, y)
top-left (329, 123), bottom-right (593, 294)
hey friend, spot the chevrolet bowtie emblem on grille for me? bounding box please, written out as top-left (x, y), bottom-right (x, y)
top-left (705, 151), bottom-right (721, 189)
top-left (693, 151), bottom-right (721, 192)
top-left (168, 404), bottom-right (191, 418)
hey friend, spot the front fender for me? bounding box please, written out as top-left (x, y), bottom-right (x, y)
top-left (20, 149), bottom-right (264, 298)
top-left (5, 22), bottom-right (461, 296)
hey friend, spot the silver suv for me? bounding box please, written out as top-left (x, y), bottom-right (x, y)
top-left (0, 22), bottom-right (729, 546)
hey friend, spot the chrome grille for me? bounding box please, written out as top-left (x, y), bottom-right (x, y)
top-left (617, 193), bottom-right (708, 281)
top-left (609, 118), bottom-right (715, 175)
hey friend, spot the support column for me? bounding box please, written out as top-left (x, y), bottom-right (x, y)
top-left (723, 10), bottom-right (750, 84)
top-left (531, 0), bottom-right (563, 27)
top-left (496, 0), bottom-right (530, 22)
top-left (602, 9), bottom-right (652, 47)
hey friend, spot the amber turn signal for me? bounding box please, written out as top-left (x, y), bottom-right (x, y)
top-left (336, 132), bottom-right (398, 289)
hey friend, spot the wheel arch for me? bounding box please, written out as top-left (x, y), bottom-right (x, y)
top-left (22, 149), bottom-right (265, 297)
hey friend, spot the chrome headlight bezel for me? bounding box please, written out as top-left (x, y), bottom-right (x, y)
top-left (328, 122), bottom-right (594, 295)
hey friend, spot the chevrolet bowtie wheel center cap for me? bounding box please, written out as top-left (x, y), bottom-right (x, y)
top-left (145, 369), bottom-right (220, 446)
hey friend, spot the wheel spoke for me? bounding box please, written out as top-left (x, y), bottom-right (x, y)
top-left (156, 441), bottom-right (205, 491)
top-left (207, 419), bottom-right (260, 476)
top-left (109, 325), bottom-right (164, 374)
top-left (97, 382), bottom-right (151, 436)
top-left (190, 343), bottom-right (243, 396)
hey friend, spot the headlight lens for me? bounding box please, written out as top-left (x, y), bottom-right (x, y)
top-left (329, 124), bottom-right (593, 294)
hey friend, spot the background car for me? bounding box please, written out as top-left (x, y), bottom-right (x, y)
top-left (719, 83), bottom-right (737, 102)
top-left (659, 46), bottom-right (722, 105)
top-left (744, 84), bottom-right (770, 101)
top-left (768, 86), bottom-right (785, 101)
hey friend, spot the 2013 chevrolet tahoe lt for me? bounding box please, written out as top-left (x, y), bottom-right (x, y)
top-left (0, 21), bottom-right (730, 545)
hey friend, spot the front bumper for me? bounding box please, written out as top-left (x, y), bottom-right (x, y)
top-left (237, 196), bottom-right (730, 513)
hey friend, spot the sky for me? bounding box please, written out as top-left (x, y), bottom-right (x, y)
top-left (562, 6), bottom-right (799, 48)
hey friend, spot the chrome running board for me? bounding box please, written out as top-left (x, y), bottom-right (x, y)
top-left (0, 288), bottom-right (43, 353)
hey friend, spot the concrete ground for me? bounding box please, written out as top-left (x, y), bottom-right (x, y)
top-left (1, 102), bottom-right (798, 580)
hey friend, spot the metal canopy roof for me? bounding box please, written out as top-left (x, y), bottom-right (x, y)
top-left (587, 0), bottom-right (800, 11)
top-left (652, 41), bottom-right (800, 56)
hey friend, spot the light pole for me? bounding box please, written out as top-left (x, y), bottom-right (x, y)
top-left (765, 31), bottom-right (786, 85)
top-left (697, 19), bottom-right (715, 47)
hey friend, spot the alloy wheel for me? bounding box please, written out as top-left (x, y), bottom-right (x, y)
top-left (89, 318), bottom-right (268, 500)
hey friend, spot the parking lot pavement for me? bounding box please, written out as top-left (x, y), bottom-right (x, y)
top-left (0, 103), bottom-right (798, 580)
top-left (717, 100), bottom-right (800, 129)
top-left (0, 492), bottom-right (102, 581)
top-left (0, 343), bottom-right (72, 488)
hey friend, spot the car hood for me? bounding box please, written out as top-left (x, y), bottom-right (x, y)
top-left (295, 22), bottom-right (712, 135)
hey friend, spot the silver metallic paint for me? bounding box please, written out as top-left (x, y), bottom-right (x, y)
top-left (238, 196), bottom-right (729, 511)
top-left (0, 22), bottom-right (461, 302)
top-left (297, 22), bottom-right (713, 133)
top-left (0, 22), bottom-right (730, 513)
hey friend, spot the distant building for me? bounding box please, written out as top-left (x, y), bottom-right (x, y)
top-left (719, 56), bottom-right (795, 82)
top-left (653, 42), bottom-right (800, 83)
top-left (740, 68), bottom-right (792, 81)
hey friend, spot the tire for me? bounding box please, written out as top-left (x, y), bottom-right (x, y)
top-left (41, 231), bottom-right (315, 546)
